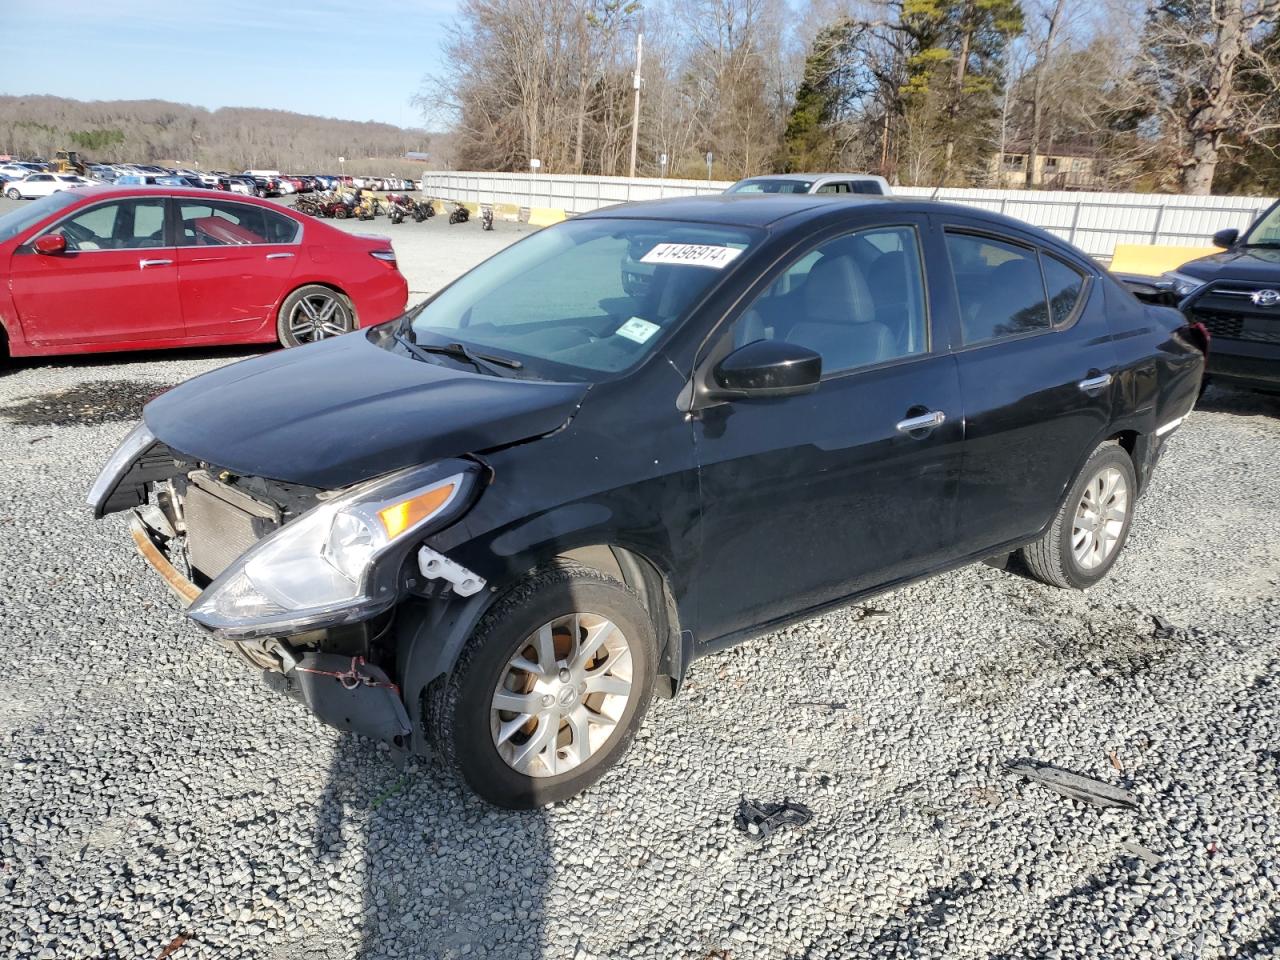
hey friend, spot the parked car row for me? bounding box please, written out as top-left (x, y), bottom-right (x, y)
top-left (1, 158), bottom-right (420, 202)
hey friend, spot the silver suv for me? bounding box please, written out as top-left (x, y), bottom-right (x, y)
top-left (725, 172), bottom-right (891, 196)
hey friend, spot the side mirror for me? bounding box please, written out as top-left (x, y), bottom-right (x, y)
top-left (1212, 228), bottom-right (1239, 249)
top-left (34, 233), bottom-right (67, 255)
top-left (709, 339), bottom-right (822, 399)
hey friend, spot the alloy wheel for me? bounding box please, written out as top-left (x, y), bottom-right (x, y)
top-left (287, 292), bottom-right (350, 343)
top-left (1071, 466), bottom-right (1128, 570)
top-left (490, 612), bottom-right (634, 778)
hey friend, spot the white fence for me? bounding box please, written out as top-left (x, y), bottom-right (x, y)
top-left (419, 171), bottom-right (1275, 261)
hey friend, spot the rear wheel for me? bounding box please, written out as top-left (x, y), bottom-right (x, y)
top-left (276, 285), bottom-right (355, 347)
top-left (1020, 442), bottom-right (1136, 589)
top-left (428, 562), bottom-right (657, 808)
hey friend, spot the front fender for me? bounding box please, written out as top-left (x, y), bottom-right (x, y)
top-left (394, 591), bottom-right (494, 755)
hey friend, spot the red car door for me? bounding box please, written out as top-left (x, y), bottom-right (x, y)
top-left (8, 196), bottom-right (182, 346)
top-left (174, 198), bottom-right (301, 339)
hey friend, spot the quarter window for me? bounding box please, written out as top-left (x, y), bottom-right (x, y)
top-left (1042, 254), bottom-right (1085, 325)
top-left (177, 200), bottom-right (300, 246)
top-left (946, 233), bottom-right (1050, 345)
top-left (728, 225), bottom-right (929, 374)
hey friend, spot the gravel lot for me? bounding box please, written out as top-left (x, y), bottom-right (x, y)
top-left (2, 202), bottom-right (1280, 960)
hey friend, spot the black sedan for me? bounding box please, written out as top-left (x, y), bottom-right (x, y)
top-left (90, 195), bottom-right (1206, 808)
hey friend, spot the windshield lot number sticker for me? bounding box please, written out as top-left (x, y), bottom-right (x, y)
top-left (640, 243), bottom-right (744, 269)
top-left (617, 317), bottom-right (661, 344)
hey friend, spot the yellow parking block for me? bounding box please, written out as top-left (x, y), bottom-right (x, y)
top-left (528, 207), bottom-right (567, 227)
top-left (1109, 244), bottom-right (1218, 277)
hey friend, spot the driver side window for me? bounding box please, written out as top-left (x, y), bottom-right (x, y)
top-left (49, 199), bottom-right (169, 250)
top-left (727, 225), bottom-right (929, 375)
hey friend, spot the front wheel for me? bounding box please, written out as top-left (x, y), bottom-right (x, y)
top-left (428, 562), bottom-right (657, 808)
top-left (276, 285), bottom-right (355, 347)
top-left (5, 188), bottom-right (20, 200)
top-left (1019, 442), bottom-right (1137, 589)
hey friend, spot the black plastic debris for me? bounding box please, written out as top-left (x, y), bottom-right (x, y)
top-left (734, 797), bottom-right (813, 841)
top-left (1152, 615), bottom-right (1180, 639)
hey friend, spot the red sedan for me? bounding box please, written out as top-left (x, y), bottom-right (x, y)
top-left (0, 186), bottom-right (408, 357)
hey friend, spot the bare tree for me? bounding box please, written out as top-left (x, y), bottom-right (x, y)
top-left (1137, 0), bottom-right (1280, 193)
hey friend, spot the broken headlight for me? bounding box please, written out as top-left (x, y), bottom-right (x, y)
top-left (1159, 270), bottom-right (1206, 300)
top-left (187, 462), bottom-right (478, 639)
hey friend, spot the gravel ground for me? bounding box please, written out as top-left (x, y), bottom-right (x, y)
top-left (2, 211), bottom-right (1279, 959)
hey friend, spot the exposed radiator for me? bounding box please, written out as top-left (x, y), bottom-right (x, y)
top-left (183, 473), bottom-right (281, 580)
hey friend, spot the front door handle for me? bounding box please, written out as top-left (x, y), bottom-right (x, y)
top-left (896, 410), bottom-right (946, 434)
top-left (1077, 373), bottom-right (1113, 393)
top-left (265, 252), bottom-right (295, 260)
top-left (138, 258), bottom-right (173, 269)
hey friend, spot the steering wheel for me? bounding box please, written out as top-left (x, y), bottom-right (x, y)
top-left (58, 220), bottom-right (99, 251)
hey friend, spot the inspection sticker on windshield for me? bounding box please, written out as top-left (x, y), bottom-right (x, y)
top-left (639, 243), bottom-right (744, 269)
top-left (616, 317), bottom-right (661, 344)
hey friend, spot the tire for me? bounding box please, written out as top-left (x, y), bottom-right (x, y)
top-left (428, 561), bottom-right (658, 808)
top-left (5, 188), bottom-right (20, 200)
top-left (1019, 442), bottom-right (1137, 590)
top-left (276, 285), bottom-right (355, 347)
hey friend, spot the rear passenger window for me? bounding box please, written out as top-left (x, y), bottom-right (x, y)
top-left (177, 200), bottom-right (300, 246)
top-left (1043, 254), bottom-right (1085, 325)
top-left (946, 233), bottom-right (1049, 345)
top-left (815, 182), bottom-right (850, 194)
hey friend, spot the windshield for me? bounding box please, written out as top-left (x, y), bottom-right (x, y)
top-left (0, 190), bottom-right (83, 244)
top-left (408, 218), bottom-right (759, 378)
top-left (1244, 202), bottom-right (1280, 246)
top-left (727, 178), bottom-right (813, 194)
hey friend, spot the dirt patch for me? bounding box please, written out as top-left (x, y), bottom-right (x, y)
top-left (0, 380), bottom-right (175, 426)
top-left (935, 604), bottom-right (1193, 709)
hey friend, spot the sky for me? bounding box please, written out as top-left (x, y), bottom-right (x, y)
top-left (0, 0), bottom-right (458, 128)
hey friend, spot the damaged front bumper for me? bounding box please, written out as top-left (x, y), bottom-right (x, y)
top-left (129, 512), bottom-right (413, 749)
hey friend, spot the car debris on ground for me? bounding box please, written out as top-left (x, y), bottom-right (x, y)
top-left (733, 798), bottom-right (814, 841)
top-left (1007, 760), bottom-right (1140, 809)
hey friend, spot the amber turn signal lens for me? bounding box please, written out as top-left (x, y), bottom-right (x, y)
top-left (377, 483), bottom-right (455, 539)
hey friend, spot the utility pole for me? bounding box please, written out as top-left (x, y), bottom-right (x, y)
top-left (628, 32), bottom-right (643, 179)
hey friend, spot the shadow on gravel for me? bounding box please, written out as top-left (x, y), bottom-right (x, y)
top-left (1196, 383), bottom-right (1280, 418)
top-left (0, 379), bottom-right (179, 425)
top-left (314, 738), bottom-right (552, 960)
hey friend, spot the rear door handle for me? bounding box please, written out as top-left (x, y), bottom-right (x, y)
top-left (265, 252), bottom-right (295, 260)
top-left (896, 410), bottom-right (946, 433)
top-left (1077, 373), bottom-right (1113, 392)
top-left (138, 258), bottom-right (173, 269)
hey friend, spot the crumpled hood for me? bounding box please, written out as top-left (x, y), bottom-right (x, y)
top-left (144, 332), bottom-right (589, 489)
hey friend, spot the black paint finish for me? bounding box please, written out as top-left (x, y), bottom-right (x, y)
top-left (127, 196), bottom-right (1205, 694)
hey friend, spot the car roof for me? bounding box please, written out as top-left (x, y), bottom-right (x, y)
top-left (735, 172), bottom-right (883, 182)
top-left (54, 184), bottom-right (282, 203)
top-left (575, 194), bottom-right (1089, 259)
top-left (577, 194), bottom-right (903, 227)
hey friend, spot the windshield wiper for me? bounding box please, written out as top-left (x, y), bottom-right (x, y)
top-left (395, 333), bottom-right (523, 376)
top-left (1242, 241), bottom-right (1280, 249)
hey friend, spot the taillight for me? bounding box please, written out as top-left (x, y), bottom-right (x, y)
top-left (370, 249), bottom-right (397, 268)
top-left (1188, 320), bottom-right (1210, 354)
